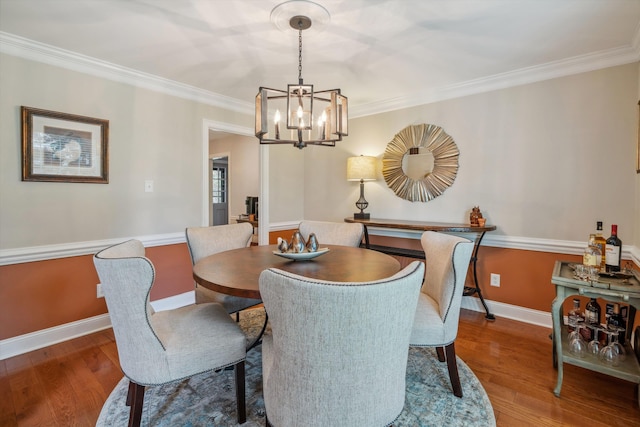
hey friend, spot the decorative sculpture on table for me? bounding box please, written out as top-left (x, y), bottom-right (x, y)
top-left (306, 233), bottom-right (319, 252)
top-left (290, 231), bottom-right (306, 253)
top-left (277, 237), bottom-right (289, 253)
top-left (277, 231), bottom-right (319, 253)
top-left (470, 206), bottom-right (483, 226)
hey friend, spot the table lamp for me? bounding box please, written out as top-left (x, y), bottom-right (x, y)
top-left (347, 155), bottom-right (377, 219)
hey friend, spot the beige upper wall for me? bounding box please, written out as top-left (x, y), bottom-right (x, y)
top-left (304, 63), bottom-right (639, 245)
top-left (1, 51), bottom-right (638, 252)
top-left (0, 53), bottom-right (252, 249)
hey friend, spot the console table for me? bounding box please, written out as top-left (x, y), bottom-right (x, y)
top-left (550, 260), bottom-right (640, 404)
top-left (344, 217), bottom-right (497, 320)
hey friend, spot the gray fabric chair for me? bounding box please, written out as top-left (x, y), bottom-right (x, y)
top-left (298, 220), bottom-right (364, 247)
top-left (93, 239), bottom-right (247, 426)
top-left (259, 261), bottom-right (425, 427)
top-left (409, 231), bottom-right (474, 398)
top-left (186, 223), bottom-right (262, 314)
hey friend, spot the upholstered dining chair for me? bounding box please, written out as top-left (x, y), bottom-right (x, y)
top-left (298, 220), bottom-right (364, 247)
top-left (259, 260), bottom-right (425, 427)
top-left (409, 231), bottom-right (474, 398)
top-left (186, 223), bottom-right (262, 315)
top-left (93, 239), bottom-right (247, 426)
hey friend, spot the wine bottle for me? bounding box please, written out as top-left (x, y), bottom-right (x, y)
top-left (606, 303), bottom-right (626, 345)
top-left (585, 298), bottom-right (601, 325)
top-left (584, 297), bottom-right (601, 342)
top-left (567, 298), bottom-right (584, 332)
top-left (594, 221), bottom-right (606, 271)
top-left (605, 224), bottom-right (622, 272)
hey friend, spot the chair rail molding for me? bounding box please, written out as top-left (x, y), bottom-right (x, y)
top-left (0, 232), bottom-right (184, 266)
top-left (1, 228), bottom-right (638, 266)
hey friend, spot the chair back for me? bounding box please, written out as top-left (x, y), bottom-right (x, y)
top-left (93, 240), bottom-right (170, 384)
top-left (259, 261), bottom-right (424, 427)
top-left (185, 223), bottom-right (253, 264)
top-left (421, 231), bottom-right (474, 326)
top-left (298, 220), bottom-right (364, 247)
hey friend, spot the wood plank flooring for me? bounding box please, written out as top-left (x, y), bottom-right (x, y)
top-left (1, 309), bottom-right (639, 426)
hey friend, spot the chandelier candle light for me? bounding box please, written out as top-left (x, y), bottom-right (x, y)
top-left (255, 1), bottom-right (348, 149)
top-left (347, 156), bottom-right (377, 219)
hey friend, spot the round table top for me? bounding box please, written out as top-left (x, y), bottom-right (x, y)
top-left (193, 244), bottom-right (402, 299)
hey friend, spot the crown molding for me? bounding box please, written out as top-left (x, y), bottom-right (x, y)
top-left (351, 44), bottom-right (640, 118)
top-left (0, 31), bottom-right (253, 115)
top-left (2, 31), bottom-right (639, 120)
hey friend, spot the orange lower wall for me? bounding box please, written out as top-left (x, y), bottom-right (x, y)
top-left (0, 254), bottom-right (106, 340)
top-left (369, 234), bottom-right (584, 312)
top-left (1, 233), bottom-right (637, 341)
top-left (0, 243), bottom-right (193, 340)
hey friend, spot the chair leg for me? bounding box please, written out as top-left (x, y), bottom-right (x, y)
top-left (126, 380), bottom-right (135, 406)
top-left (236, 311), bottom-right (240, 322)
top-left (235, 361), bottom-right (247, 424)
top-left (436, 346), bottom-right (445, 362)
top-left (127, 381), bottom-right (145, 427)
top-left (444, 342), bottom-right (463, 398)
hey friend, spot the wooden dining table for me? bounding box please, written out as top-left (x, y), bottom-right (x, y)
top-left (192, 244), bottom-right (403, 300)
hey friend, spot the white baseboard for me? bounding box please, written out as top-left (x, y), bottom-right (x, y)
top-left (2, 291), bottom-right (546, 360)
top-left (0, 291), bottom-right (195, 360)
top-left (0, 313), bottom-right (112, 360)
top-left (461, 296), bottom-right (552, 329)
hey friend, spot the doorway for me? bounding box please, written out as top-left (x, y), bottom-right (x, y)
top-left (211, 156), bottom-right (228, 225)
top-left (205, 123), bottom-right (264, 243)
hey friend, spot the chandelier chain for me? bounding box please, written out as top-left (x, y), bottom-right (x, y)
top-left (298, 26), bottom-right (303, 82)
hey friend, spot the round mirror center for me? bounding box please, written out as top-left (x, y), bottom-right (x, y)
top-left (402, 147), bottom-right (434, 180)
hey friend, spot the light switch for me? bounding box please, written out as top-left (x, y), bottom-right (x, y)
top-left (144, 180), bottom-right (154, 192)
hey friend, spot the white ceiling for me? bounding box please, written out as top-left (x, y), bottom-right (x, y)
top-left (1, 0), bottom-right (639, 117)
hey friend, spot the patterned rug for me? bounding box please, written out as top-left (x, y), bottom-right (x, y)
top-left (97, 309), bottom-right (495, 426)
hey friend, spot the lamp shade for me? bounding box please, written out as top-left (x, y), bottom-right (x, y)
top-left (347, 156), bottom-right (377, 181)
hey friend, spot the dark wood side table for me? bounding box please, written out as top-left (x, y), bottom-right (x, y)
top-left (345, 217), bottom-right (497, 320)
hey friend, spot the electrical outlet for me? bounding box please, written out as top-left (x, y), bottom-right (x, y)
top-left (96, 283), bottom-right (104, 298)
top-left (490, 273), bottom-right (500, 287)
top-left (144, 180), bottom-right (154, 192)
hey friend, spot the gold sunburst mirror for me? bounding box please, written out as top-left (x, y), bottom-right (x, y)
top-left (382, 124), bottom-right (459, 202)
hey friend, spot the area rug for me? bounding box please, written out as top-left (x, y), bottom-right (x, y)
top-left (97, 309), bottom-right (495, 427)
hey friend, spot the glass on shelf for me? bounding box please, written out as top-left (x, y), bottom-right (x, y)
top-left (568, 323), bottom-right (587, 358)
top-left (599, 326), bottom-right (625, 366)
top-left (587, 325), bottom-right (602, 356)
top-left (608, 325), bottom-right (626, 362)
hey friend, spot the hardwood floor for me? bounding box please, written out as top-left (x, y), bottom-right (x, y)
top-left (1, 309), bottom-right (639, 426)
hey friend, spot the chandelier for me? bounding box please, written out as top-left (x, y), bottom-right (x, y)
top-left (255, 3), bottom-right (348, 149)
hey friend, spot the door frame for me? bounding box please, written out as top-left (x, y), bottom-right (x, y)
top-left (201, 119), bottom-right (269, 245)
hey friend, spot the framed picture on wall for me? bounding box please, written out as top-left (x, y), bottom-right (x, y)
top-left (21, 106), bottom-right (109, 183)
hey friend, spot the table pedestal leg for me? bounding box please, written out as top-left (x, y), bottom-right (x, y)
top-left (463, 231), bottom-right (495, 320)
top-left (247, 312), bottom-right (269, 351)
